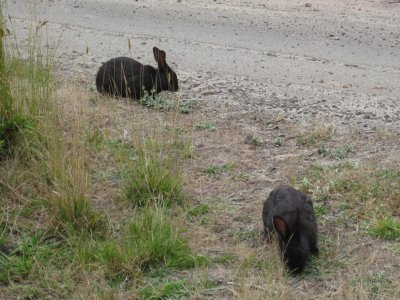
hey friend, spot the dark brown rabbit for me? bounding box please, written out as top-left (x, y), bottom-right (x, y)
top-left (262, 185), bottom-right (319, 273)
top-left (96, 47), bottom-right (178, 99)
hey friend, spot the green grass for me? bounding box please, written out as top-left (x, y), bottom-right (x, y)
top-left (187, 204), bottom-right (210, 217)
top-left (124, 140), bottom-right (184, 207)
top-left (194, 122), bottom-right (216, 131)
top-left (369, 217), bottom-right (400, 241)
top-left (272, 137), bottom-right (283, 147)
top-left (128, 207), bottom-right (203, 270)
top-left (297, 127), bottom-right (332, 146)
top-left (203, 163), bottom-right (237, 176)
top-left (77, 206), bottom-right (206, 278)
top-left (331, 143), bottom-right (353, 160)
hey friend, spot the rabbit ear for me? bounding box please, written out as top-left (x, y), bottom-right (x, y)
top-left (153, 47), bottom-right (166, 65)
top-left (273, 216), bottom-right (291, 241)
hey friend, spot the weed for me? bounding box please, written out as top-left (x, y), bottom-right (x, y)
top-left (194, 122), bottom-right (216, 131)
top-left (244, 135), bottom-right (264, 146)
top-left (188, 204), bottom-right (210, 217)
top-left (272, 137), bottom-right (283, 147)
top-left (235, 172), bottom-right (249, 181)
top-left (313, 203), bottom-right (328, 217)
top-left (318, 143), bottom-right (328, 157)
top-left (331, 143), bottom-right (353, 160)
top-left (369, 217), bottom-right (400, 241)
top-left (203, 163), bottom-right (237, 176)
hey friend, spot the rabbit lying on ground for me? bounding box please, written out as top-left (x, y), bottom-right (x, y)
top-left (96, 47), bottom-right (178, 99)
top-left (263, 185), bottom-right (319, 273)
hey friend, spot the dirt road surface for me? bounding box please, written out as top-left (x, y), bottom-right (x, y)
top-left (5, 0), bottom-right (400, 131)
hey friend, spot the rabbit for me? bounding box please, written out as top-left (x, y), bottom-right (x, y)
top-left (96, 47), bottom-right (178, 99)
top-left (262, 185), bottom-right (319, 273)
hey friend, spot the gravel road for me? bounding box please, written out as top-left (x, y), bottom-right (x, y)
top-left (5, 0), bottom-right (400, 131)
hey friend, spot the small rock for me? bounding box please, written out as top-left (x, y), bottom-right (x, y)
top-left (244, 135), bottom-right (254, 144)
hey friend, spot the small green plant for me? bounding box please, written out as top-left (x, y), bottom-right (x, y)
top-left (188, 204), bottom-right (210, 217)
top-left (313, 203), bottom-right (328, 217)
top-left (272, 137), bottom-right (283, 147)
top-left (297, 127), bottom-right (332, 146)
top-left (235, 172), bottom-right (249, 181)
top-left (369, 217), bottom-right (400, 241)
top-left (318, 144), bottom-right (328, 157)
top-left (203, 163), bottom-right (237, 176)
top-left (331, 144), bottom-right (353, 160)
top-left (194, 122), bottom-right (216, 131)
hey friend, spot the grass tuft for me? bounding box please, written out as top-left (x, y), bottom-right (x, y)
top-left (128, 206), bottom-right (203, 271)
top-left (369, 217), bottom-right (400, 241)
top-left (124, 139), bottom-right (184, 207)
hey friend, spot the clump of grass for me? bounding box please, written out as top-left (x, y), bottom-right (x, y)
top-left (202, 163), bottom-right (237, 176)
top-left (52, 194), bottom-right (106, 236)
top-left (128, 207), bottom-right (203, 270)
top-left (124, 139), bottom-right (184, 207)
top-left (331, 143), bottom-right (353, 160)
top-left (194, 122), bottom-right (216, 131)
top-left (272, 137), bottom-right (283, 147)
top-left (78, 206), bottom-right (205, 278)
top-left (297, 127), bottom-right (332, 146)
top-left (188, 204), bottom-right (210, 217)
top-left (171, 140), bottom-right (193, 158)
top-left (369, 217), bottom-right (400, 241)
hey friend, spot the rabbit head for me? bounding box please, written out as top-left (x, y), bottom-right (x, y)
top-left (153, 47), bottom-right (178, 93)
top-left (273, 212), bottom-right (309, 273)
